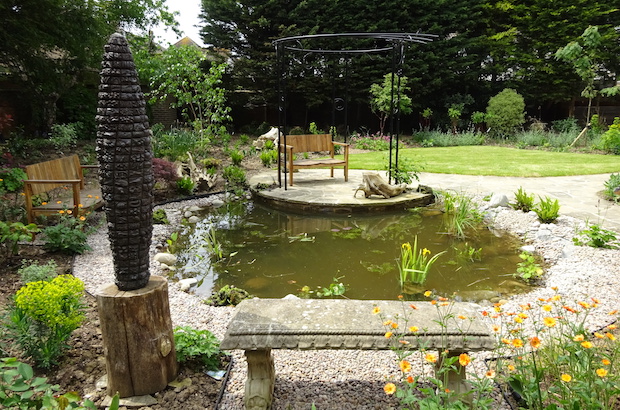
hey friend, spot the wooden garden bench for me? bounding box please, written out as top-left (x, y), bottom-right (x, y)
top-left (221, 298), bottom-right (494, 409)
top-left (24, 154), bottom-right (103, 223)
top-left (279, 134), bottom-right (349, 185)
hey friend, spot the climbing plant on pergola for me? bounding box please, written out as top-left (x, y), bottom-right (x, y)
top-left (274, 32), bottom-right (436, 188)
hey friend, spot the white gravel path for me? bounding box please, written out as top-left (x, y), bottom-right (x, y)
top-left (73, 193), bottom-right (620, 409)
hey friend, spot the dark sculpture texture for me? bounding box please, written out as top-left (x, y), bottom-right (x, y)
top-left (96, 33), bottom-right (154, 291)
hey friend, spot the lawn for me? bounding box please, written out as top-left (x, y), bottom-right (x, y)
top-left (346, 146), bottom-right (620, 177)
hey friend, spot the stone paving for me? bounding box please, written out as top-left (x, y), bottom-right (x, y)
top-left (250, 169), bottom-right (620, 232)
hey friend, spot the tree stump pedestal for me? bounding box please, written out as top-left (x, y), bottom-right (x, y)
top-left (96, 276), bottom-right (177, 398)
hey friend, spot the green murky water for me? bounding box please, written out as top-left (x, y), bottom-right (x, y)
top-left (172, 201), bottom-right (532, 301)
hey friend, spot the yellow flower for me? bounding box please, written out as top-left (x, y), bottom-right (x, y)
top-left (391, 322), bottom-right (399, 329)
top-left (87, 194), bottom-right (93, 198)
top-left (58, 210), bottom-right (65, 214)
top-left (383, 320), bottom-right (393, 326)
top-left (422, 248), bottom-right (431, 256)
top-left (79, 216), bottom-right (86, 221)
top-left (529, 337), bottom-right (541, 349)
top-left (485, 370), bottom-right (496, 378)
top-left (41, 202), bottom-right (47, 205)
top-left (384, 383), bottom-right (397, 395)
top-left (512, 339), bottom-right (524, 348)
top-left (424, 290), bottom-right (432, 297)
top-left (578, 301), bottom-right (591, 309)
top-left (402, 242), bottom-right (411, 250)
top-left (507, 365), bottom-right (516, 372)
top-left (573, 334), bottom-right (585, 342)
top-left (514, 317), bottom-right (523, 324)
top-left (384, 331), bottom-right (393, 339)
top-left (581, 341), bottom-right (593, 349)
top-left (607, 324), bottom-right (618, 330)
top-left (409, 326), bottom-right (419, 333)
top-left (542, 304), bottom-right (552, 312)
top-left (399, 360), bottom-right (412, 373)
top-left (425, 353), bottom-right (438, 363)
top-left (594, 332), bottom-right (604, 339)
top-left (56, 201), bottom-right (62, 204)
top-left (78, 203), bottom-right (83, 208)
top-left (602, 358), bottom-right (611, 366)
top-left (372, 306), bottom-right (381, 314)
top-left (596, 368), bottom-right (608, 378)
top-left (492, 325), bottom-right (500, 333)
top-left (457, 315), bottom-right (467, 320)
top-left (458, 353), bottom-right (471, 367)
top-left (543, 317), bottom-right (557, 327)
top-left (606, 332), bottom-right (616, 341)
top-left (561, 374), bottom-right (572, 382)
top-left (501, 338), bottom-right (511, 345)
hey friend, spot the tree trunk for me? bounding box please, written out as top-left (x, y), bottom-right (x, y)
top-left (96, 276), bottom-right (177, 398)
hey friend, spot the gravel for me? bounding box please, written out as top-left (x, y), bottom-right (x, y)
top-left (73, 193), bottom-right (620, 409)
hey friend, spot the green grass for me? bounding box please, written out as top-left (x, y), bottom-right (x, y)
top-left (344, 146), bottom-right (620, 177)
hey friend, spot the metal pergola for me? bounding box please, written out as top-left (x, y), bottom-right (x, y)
top-left (274, 32), bottom-right (436, 189)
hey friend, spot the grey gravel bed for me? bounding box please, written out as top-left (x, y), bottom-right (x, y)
top-left (73, 193), bottom-right (620, 409)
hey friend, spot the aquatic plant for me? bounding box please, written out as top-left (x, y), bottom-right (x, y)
top-left (397, 236), bottom-right (445, 287)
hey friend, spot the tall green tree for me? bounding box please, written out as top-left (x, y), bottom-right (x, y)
top-left (0, 0), bottom-right (178, 131)
top-left (370, 74), bottom-right (413, 135)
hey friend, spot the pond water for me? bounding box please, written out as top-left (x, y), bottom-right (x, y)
top-left (172, 201), bottom-right (533, 301)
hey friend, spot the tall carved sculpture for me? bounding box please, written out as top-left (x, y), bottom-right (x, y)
top-left (95, 33), bottom-right (176, 398)
top-left (96, 32), bottom-right (153, 291)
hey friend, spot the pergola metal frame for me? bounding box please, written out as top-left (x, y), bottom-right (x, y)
top-left (274, 32), bottom-right (436, 189)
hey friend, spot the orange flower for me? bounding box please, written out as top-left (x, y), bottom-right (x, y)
top-left (424, 290), bottom-right (432, 297)
top-left (58, 210), bottom-right (65, 214)
top-left (606, 333), bottom-right (616, 341)
top-left (581, 341), bottom-right (593, 349)
top-left (383, 320), bottom-right (393, 326)
top-left (409, 326), bottom-right (419, 333)
top-left (399, 360), bottom-right (412, 373)
top-left (409, 304), bottom-right (418, 310)
top-left (596, 368), bottom-right (608, 378)
top-left (78, 203), bottom-right (83, 208)
top-left (501, 338), bottom-right (511, 345)
top-left (594, 332), bottom-right (604, 339)
top-left (384, 331), bottom-right (393, 339)
top-left (66, 209), bottom-right (72, 214)
top-left (457, 315), bottom-right (467, 320)
top-left (87, 194), bottom-right (93, 198)
top-left (602, 359), bottom-right (611, 366)
top-left (542, 304), bottom-right (552, 312)
top-left (561, 374), bottom-right (572, 382)
top-left (481, 311), bottom-right (489, 317)
top-left (425, 353), bottom-right (438, 363)
top-left (384, 383), bottom-right (396, 395)
top-left (512, 339), bottom-right (524, 348)
top-left (609, 310), bottom-right (618, 315)
top-left (391, 322), bottom-right (399, 329)
top-left (458, 353), bottom-right (471, 367)
top-left (563, 305), bottom-right (577, 313)
top-left (431, 300), bottom-right (437, 305)
top-left (573, 334), bottom-right (585, 342)
top-left (41, 202), bottom-right (48, 205)
top-left (485, 370), bottom-right (496, 378)
top-left (529, 337), bottom-right (541, 349)
top-left (399, 340), bottom-right (410, 345)
top-left (492, 325), bottom-right (500, 333)
top-left (607, 324), bottom-right (618, 330)
top-left (372, 306), bottom-right (381, 314)
top-left (543, 317), bottom-right (557, 327)
top-left (398, 294), bottom-right (404, 300)
top-left (406, 376), bottom-right (414, 384)
top-left (507, 364), bottom-right (516, 372)
top-left (79, 216), bottom-right (86, 221)
top-left (439, 302), bottom-right (449, 307)
top-left (578, 301), bottom-right (591, 309)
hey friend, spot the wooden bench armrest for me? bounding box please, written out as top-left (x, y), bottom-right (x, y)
top-left (332, 142), bottom-right (349, 147)
top-left (24, 179), bottom-right (82, 185)
top-left (81, 164), bottom-right (99, 170)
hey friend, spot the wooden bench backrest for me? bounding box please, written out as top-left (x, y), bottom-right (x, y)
top-left (284, 134), bottom-right (333, 152)
top-left (25, 155), bottom-right (83, 195)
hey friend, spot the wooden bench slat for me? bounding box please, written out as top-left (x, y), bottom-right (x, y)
top-left (280, 134), bottom-right (349, 185)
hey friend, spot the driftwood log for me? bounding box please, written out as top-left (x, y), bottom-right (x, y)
top-left (354, 172), bottom-right (407, 199)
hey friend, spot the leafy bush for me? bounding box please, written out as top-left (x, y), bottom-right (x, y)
top-left (176, 176), bottom-right (195, 195)
top-left (600, 117), bottom-right (620, 154)
top-left (152, 157), bottom-right (179, 184)
top-left (350, 132), bottom-right (393, 151)
top-left (0, 221), bottom-right (39, 261)
top-left (173, 326), bottom-right (224, 370)
top-left (260, 149), bottom-right (278, 167)
top-left (511, 187), bottom-right (535, 212)
top-left (441, 192), bottom-right (484, 238)
top-left (486, 88), bottom-right (525, 138)
top-left (551, 117), bottom-right (580, 134)
top-left (205, 284), bottom-right (252, 306)
top-left (153, 208), bottom-right (169, 224)
top-left (18, 260), bottom-right (58, 283)
top-left (515, 251), bottom-right (544, 283)
top-left (0, 167), bottom-right (27, 193)
top-left (288, 126), bottom-right (305, 135)
top-left (5, 275), bottom-right (86, 368)
top-left (229, 150), bottom-right (244, 166)
top-left (573, 224), bottom-right (618, 248)
top-left (533, 196), bottom-right (560, 223)
top-left (41, 212), bottom-right (91, 255)
top-left (152, 128), bottom-right (207, 161)
top-left (49, 123), bottom-right (78, 152)
top-left (603, 173), bottom-right (620, 202)
top-left (223, 165), bottom-right (246, 191)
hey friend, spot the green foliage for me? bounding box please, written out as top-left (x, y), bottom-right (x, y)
top-left (471, 111), bottom-right (486, 125)
top-left (515, 252), bottom-right (544, 283)
top-left (173, 326), bottom-right (224, 370)
top-left (315, 276), bottom-right (347, 298)
top-left (308, 122), bottom-right (324, 134)
top-left (533, 196), bottom-right (560, 223)
top-left (350, 133), bottom-right (391, 151)
top-left (6, 275), bottom-right (85, 368)
top-left (166, 231), bottom-right (179, 253)
top-left (511, 186), bottom-right (535, 212)
top-left (599, 117), bottom-right (620, 154)
top-left (223, 165), bottom-right (247, 193)
top-left (176, 176), bottom-right (195, 195)
top-left (153, 208), bottom-right (169, 224)
top-left (387, 157), bottom-right (419, 185)
top-left (204, 284), bottom-right (253, 306)
top-left (41, 213), bottom-right (91, 255)
top-left (486, 89), bottom-right (525, 138)
top-left (0, 222), bottom-right (39, 261)
top-left (151, 127), bottom-right (207, 162)
top-left (259, 149), bottom-right (278, 167)
top-left (49, 123), bottom-right (78, 153)
top-left (398, 237), bottom-right (445, 286)
top-left (551, 118), bottom-right (580, 134)
top-left (369, 74), bottom-right (413, 135)
top-left (603, 173), bottom-right (620, 202)
top-left (573, 224), bottom-right (618, 248)
top-left (229, 150), bottom-right (244, 166)
top-left (414, 130), bottom-right (485, 147)
top-left (441, 192), bottom-right (484, 238)
top-left (0, 167), bottom-right (27, 193)
top-left (18, 260), bottom-right (58, 283)
top-left (148, 46), bottom-right (231, 135)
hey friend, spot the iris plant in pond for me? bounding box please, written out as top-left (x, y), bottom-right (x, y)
top-left (397, 236), bottom-right (445, 288)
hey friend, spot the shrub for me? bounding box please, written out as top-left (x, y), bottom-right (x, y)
top-left (511, 186), bottom-right (535, 212)
top-left (533, 196), bottom-right (560, 223)
top-left (0, 167), bottom-right (27, 193)
top-left (176, 176), bottom-right (195, 195)
top-left (153, 208), bottom-right (169, 224)
top-left (18, 260), bottom-right (58, 283)
top-left (41, 212), bottom-right (91, 255)
top-left (152, 128), bottom-right (207, 161)
top-left (5, 275), bottom-right (86, 368)
top-left (0, 221), bottom-right (39, 261)
top-left (603, 173), bottom-right (620, 202)
top-left (173, 326), bottom-right (224, 370)
top-left (573, 224), bottom-right (618, 248)
top-left (49, 123), bottom-right (78, 152)
top-left (515, 251), bottom-right (544, 283)
top-left (152, 157), bottom-right (179, 184)
top-left (486, 88), bottom-right (525, 138)
top-left (223, 165), bottom-right (246, 191)
top-left (260, 149), bottom-right (278, 167)
top-left (600, 117), bottom-right (620, 154)
top-left (229, 150), bottom-right (244, 166)
top-left (205, 284), bottom-right (253, 306)
top-left (551, 117), bottom-right (580, 134)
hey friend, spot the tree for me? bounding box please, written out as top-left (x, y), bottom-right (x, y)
top-left (486, 88), bottom-right (525, 138)
top-left (0, 0), bottom-right (178, 131)
top-left (148, 46), bottom-right (231, 136)
top-left (369, 74), bottom-right (412, 135)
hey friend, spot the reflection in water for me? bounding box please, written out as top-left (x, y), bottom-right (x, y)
top-left (173, 201), bottom-right (532, 301)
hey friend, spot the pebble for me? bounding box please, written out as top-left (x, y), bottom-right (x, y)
top-left (73, 193), bottom-right (620, 410)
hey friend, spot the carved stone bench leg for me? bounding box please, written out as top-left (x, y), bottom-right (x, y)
top-left (436, 351), bottom-right (471, 400)
top-left (244, 349), bottom-right (275, 410)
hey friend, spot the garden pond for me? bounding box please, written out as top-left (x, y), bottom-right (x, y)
top-left (170, 201), bottom-right (533, 301)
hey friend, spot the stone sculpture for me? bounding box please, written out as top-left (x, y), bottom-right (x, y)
top-left (354, 171), bottom-right (407, 198)
top-left (96, 33), bottom-right (154, 291)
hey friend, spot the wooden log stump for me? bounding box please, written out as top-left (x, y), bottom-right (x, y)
top-left (96, 276), bottom-right (177, 398)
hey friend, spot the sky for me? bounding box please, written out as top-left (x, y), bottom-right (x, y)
top-left (152, 0), bottom-right (205, 47)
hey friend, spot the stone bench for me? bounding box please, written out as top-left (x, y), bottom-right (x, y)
top-left (220, 298), bottom-right (494, 409)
